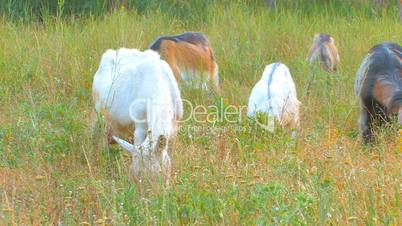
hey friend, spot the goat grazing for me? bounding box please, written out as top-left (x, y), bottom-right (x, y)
top-left (307, 33), bottom-right (340, 72)
top-left (247, 63), bottom-right (301, 133)
top-left (92, 48), bottom-right (183, 183)
top-left (355, 42), bottom-right (402, 144)
top-left (149, 32), bottom-right (220, 92)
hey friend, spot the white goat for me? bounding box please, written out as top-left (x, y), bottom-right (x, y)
top-left (92, 48), bottom-right (183, 183)
top-left (247, 62), bottom-right (301, 132)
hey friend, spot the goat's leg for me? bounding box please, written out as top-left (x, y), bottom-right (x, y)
top-left (103, 121), bottom-right (117, 145)
top-left (359, 105), bottom-right (373, 144)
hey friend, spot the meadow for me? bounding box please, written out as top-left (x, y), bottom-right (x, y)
top-left (0, 1), bottom-right (401, 225)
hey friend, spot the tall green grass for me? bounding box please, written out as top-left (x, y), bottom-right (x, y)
top-left (0, 1), bottom-right (401, 225)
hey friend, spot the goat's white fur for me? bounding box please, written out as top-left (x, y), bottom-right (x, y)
top-left (92, 48), bottom-right (182, 183)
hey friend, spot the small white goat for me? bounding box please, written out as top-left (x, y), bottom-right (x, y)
top-left (247, 62), bottom-right (301, 132)
top-left (92, 48), bottom-right (183, 183)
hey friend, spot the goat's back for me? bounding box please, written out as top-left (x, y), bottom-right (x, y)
top-left (92, 48), bottom-right (182, 128)
top-left (248, 63), bottom-right (300, 121)
top-left (355, 42), bottom-right (402, 100)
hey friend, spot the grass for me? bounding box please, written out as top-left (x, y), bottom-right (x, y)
top-left (0, 1), bottom-right (401, 225)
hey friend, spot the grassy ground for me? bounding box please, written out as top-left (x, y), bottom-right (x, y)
top-left (0, 2), bottom-right (401, 225)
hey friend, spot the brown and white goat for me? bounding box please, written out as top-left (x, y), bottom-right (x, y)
top-left (355, 42), bottom-right (402, 144)
top-left (307, 33), bottom-right (340, 72)
top-left (149, 32), bottom-right (220, 92)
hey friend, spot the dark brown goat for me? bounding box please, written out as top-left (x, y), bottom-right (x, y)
top-left (355, 42), bottom-right (402, 143)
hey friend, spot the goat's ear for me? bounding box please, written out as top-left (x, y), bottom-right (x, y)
top-left (113, 136), bottom-right (135, 154)
top-left (155, 135), bottom-right (167, 154)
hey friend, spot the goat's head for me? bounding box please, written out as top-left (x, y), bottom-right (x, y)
top-left (113, 131), bottom-right (171, 185)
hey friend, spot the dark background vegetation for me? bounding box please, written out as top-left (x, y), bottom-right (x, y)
top-left (1, 0), bottom-right (401, 22)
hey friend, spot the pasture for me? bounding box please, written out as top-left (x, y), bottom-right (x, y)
top-left (0, 1), bottom-right (401, 225)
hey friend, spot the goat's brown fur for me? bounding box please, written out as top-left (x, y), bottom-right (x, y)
top-left (373, 80), bottom-right (396, 109)
top-left (150, 32), bottom-right (219, 92)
